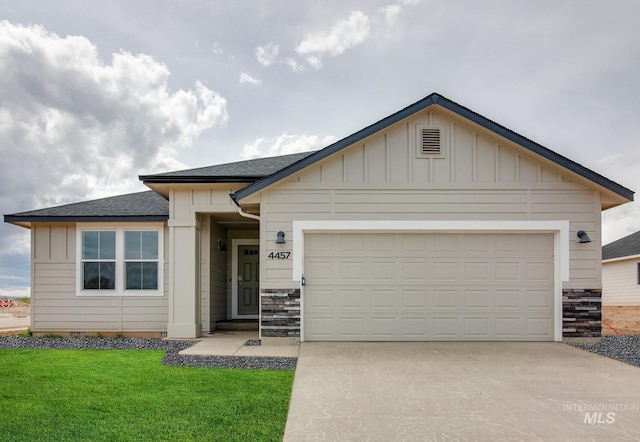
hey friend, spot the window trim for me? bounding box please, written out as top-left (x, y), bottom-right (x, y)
top-left (76, 223), bottom-right (164, 297)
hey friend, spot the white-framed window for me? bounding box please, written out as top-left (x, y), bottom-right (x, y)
top-left (77, 224), bottom-right (164, 296)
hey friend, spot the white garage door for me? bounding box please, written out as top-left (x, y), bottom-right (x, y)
top-left (303, 232), bottom-right (555, 341)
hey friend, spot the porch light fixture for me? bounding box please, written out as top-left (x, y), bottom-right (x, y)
top-left (218, 238), bottom-right (227, 251)
top-left (576, 230), bottom-right (592, 243)
top-left (276, 231), bottom-right (286, 244)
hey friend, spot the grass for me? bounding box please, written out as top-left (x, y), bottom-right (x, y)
top-left (0, 349), bottom-right (294, 441)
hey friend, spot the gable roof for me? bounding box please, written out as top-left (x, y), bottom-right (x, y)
top-left (603, 231), bottom-right (640, 260)
top-left (4, 191), bottom-right (168, 226)
top-left (139, 151), bottom-right (315, 183)
top-left (231, 92), bottom-right (634, 204)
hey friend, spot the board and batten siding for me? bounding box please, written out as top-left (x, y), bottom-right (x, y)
top-left (602, 258), bottom-right (640, 305)
top-left (31, 223), bottom-right (169, 333)
top-left (258, 109), bottom-right (602, 290)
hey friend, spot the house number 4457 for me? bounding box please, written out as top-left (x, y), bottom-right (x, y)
top-left (267, 251), bottom-right (291, 260)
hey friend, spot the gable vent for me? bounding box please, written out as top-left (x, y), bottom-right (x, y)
top-left (420, 128), bottom-right (441, 154)
top-left (416, 125), bottom-right (444, 158)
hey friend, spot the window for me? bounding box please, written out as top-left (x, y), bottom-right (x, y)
top-left (637, 263), bottom-right (640, 285)
top-left (125, 231), bottom-right (158, 290)
top-left (77, 225), bottom-right (163, 296)
top-left (82, 231), bottom-right (116, 290)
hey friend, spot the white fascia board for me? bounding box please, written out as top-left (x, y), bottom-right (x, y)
top-left (602, 254), bottom-right (640, 264)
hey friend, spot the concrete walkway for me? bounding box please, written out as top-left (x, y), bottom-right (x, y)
top-left (284, 342), bottom-right (640, 441)
top-left (178, 331), bottom-right (299, 358)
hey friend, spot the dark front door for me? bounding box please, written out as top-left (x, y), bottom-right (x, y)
top-left (237, 245), bottom-right (259, 316)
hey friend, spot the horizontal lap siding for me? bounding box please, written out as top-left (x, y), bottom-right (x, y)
top-left (602, 260), bottom-right (640, 305)
top-left (31, 224), bottom-right (169, 332)
top-left (259, 108), bottom-right (601, 290)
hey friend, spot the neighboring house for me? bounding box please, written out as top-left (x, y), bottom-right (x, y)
top-left (602, 232), bottom-right (640, 306)
top-left (5, 93), bottom-right (634, 342)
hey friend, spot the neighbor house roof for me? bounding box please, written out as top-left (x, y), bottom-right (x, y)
top-left (602, 231), bottom-right (640, 260)
top-left (4, 191), bottom-right (168, 226)
top-left (139, 151), bottom-right (315, 183)
top-left (231, 92), bottom-right (634, 204)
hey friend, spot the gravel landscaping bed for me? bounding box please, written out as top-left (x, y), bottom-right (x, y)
top-left (572, 335), bottom-right (640, 368)
top-left (0, 337), bottom-right (297, 370)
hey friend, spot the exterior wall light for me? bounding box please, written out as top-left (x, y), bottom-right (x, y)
top-left (576, 230), bottom-right (592, 243)
top-left (276, 231), bottom-right (286, 244)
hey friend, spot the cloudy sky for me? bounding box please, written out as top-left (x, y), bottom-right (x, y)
top-left (1, 0), bottom-right (639, 297)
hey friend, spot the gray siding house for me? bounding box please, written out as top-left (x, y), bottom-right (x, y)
top-left (602, 232), bottom-right (640, 306)
top-left (5, 93), bottom-right (633, 342)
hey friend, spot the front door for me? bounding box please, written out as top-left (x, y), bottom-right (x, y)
top-left (236, 244), bottom-right (259, 316)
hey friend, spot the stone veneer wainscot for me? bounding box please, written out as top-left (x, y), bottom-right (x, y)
top-left (261, 289), bottom-right (300, 338)
top-left (562, 289), bottom-right (602, 338)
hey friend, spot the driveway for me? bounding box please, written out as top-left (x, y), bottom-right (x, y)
top-left (284, 342), bottom-right (640, 441)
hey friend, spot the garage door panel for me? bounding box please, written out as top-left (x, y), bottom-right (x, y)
top-left (526, 261), bottom-right (553, 280)
top-left (464, 262), bottom-right (490, 280)
top-left (495, 318), bottom-right (520, 338)
top-left (371, 261), bottom-right (396, 280)
top-left (339, 261), bottom-right (366, 280)
top-left (526, 318), bottom-right (553, 337)
top-left (370, 317), bottom-right (395, 338)
top-left (402, 317), bottom-right (428, 336)
top-left (495, 290), bottom-right (520, 309)
top-left (464, 290), bottom-right (490, 308)
top-left (340, 289), bottom-right (368, 309)
top-left (525, 289), bottom-right (553, 308)
top-left (464, 318), bottom-right (489, 337)
top-left (402, 289), bottom-right (428, 308)
top-left (304, 232), bottom-right (554, 341)
top-left (370, 289), bottom-right (396, 308)
top-left (433, 289), bottom-right (457, 308)
top-left (305, 260), bottom-right (334, 280)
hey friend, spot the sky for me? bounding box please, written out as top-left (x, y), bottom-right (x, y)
top-left (1, 0), bottom-right (639, 297)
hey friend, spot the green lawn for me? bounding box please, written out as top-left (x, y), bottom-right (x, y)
top-left (0, 350), bottom-right (294, 441)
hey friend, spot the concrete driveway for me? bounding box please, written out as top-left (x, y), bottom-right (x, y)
top-left (284, 342), bottom-right (640, 441)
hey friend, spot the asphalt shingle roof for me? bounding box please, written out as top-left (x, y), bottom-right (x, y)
top-left (139, 151), bottom-right (316, 182)
top-left (4, 191), bottom-right (168, 223)
top-left (602, 231), bottom-right (640, 260)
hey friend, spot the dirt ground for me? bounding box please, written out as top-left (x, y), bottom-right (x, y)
top-left (2, 300), bottom-right (30, 318)
top-left (602, 306), bottom-right (640, 335)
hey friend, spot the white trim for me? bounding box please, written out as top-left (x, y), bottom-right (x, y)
top-left (231, 239), bottom-right (260, 319)
top-left (603, 254), bottom-right (640, 264)
top-left (76, 223), bottom-right (164, 297)
top-left (293, 219), bottom-right (570, 342)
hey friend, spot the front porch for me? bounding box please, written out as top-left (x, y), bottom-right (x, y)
top-left (167, 208), bottom-right (260, 338)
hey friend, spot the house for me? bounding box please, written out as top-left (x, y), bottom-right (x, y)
top-left (5, 93), bottom-right (634, 343)
top-left (602, 232), bottom-right (640, 305)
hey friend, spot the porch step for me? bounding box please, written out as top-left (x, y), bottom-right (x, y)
top-left (215, 320), bottom-right (258, 331)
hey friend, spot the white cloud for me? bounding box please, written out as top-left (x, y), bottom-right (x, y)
top-left (282, 57), bottom-right (305, 72)
top-left (296, 11), bottom-right (371, 68)
top-left (0, 21), bottom-right (229, 286)
top-left (211, 42), bottom-right (223, 55)
top-left (306, 56), bottom-right (322, 70)
top-left (255, 42), bottom-right (279, 66)
top-left (239, 71), bottom-right (261, 85)
top-left (380, 0), bottom-right (420, 25)
top-left (241, 133), bottom-right (337, 159)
